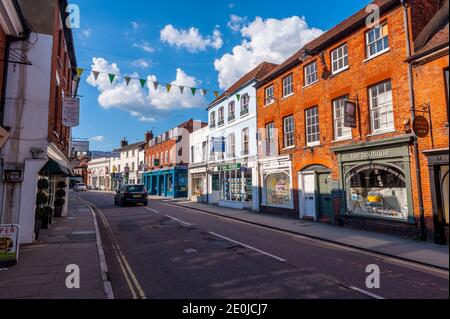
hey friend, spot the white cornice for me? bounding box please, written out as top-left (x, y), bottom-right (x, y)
top-left (0, 0), bottom-right (25, 37)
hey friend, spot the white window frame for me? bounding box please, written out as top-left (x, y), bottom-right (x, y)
top-left (283, 116), bottom-right (295, 148)
top-left (228, 133), bottom-right (236, 158)
top-left (333, 97), bottom-right (352, 141)
top-left (266, 122), bottom-right (275, 142)
top-left (304, 61), bottom-right (318, 86)
top-left (218, 107), bottom-right (225, 125)
top-left (242, 128), bottom-right (250, 156)
top-left (369, 80), bottom-right (394, 133)
top-left (210, 111), bottom-right (216, 127)
top-left (265, 85), bottom-right (274, 106)
top-left (366, 22), bottom-right (389, 59)
top-left (228, 101), bottom-right (235, 120)
top-left (305, 107), bottom-right (320, 146)
top-left (241, 94), bottom-right (250, 115)
top-left (331, 44), bottom-right (349, 74)
top-left (282, 74), bottom-right (294, 97)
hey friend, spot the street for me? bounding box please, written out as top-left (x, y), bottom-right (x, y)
top-left (78, 192), bottom-right (449, 299)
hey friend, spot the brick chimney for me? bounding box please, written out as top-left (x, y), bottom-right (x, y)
top-left (145, 131), bottom-right (154, 143)
top-left (120, 138), bottom-right (128, 148)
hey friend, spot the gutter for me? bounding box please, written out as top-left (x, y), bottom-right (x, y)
top-left (406, 43), bottom-right (449, 64)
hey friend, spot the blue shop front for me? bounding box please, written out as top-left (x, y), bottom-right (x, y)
top-left (143, 167), bottom-right (188, 198)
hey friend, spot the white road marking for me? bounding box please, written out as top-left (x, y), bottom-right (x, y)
top-left (165, 215), bottom-right (193, 226)
top-left (145, 207), bottom-right (160, 214)
top-left (209, 232), bottom-right (287, 262)
top-left (349, 286), bottom-right (385, 299)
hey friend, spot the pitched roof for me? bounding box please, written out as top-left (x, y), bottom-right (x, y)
top-left (256, 0), bottom-right (400, 87)
top-left (113, 141), bottom-right (146, 152)
top-left (208, 61), bottom-right (279, 109)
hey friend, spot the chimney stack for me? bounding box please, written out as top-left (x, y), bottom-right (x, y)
top-left (145, 131), bottom-right (154, 143)
top-left (120, 138), bottom-right (128, 148)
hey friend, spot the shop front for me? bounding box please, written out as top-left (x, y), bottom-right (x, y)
top-left (189, 165), bottom-right (208, 203)
top-left (424, 149), bottom-right (449, 245)
top-left (259, 155), bottom-right (294, 214)
top-left (143, 167), bottom-right (188, 198)
top-left (332, 136), bottom-right (416, 234)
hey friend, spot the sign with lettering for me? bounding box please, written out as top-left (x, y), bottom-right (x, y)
top-left (219, 163), bottom-right (242, 172)
top-left (62, 97), bottom-right (80, 127)
top-left (71, 140), bottom-right (89, 153)
top-left (0, 224), bottom-right (20, 266)
top-left (349, 150), bottom-right (391, 161)
top-left (413, 116), bottom-right (430, 138)
top-left (344, 101), bottom-right (357, 128)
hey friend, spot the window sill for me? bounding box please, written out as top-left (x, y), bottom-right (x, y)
top-left (363, 48), bottom-right (390, 63)
top-left (367, 129), bottom-right (396, 137)
top-left (240, 112), bottom-right (249, 118)
top-left (282, 93), bottom-right (294, 100)
top-left (303, 80), bottom-right (319, 89)
top-left (332, 136), bottom-right (353, 143)
top-left (264, 102), bottom-right (275, 107)
top-left (330, 66), bottom-right (350, 78)
top-left (306, 142), bottom-right (321, 148)
top-left (282, 146), bottom-right (296, 151)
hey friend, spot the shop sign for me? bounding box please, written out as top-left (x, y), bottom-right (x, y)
top-left (413, 116), bottom-right (430, 138)
top-left (219, 163), bottom-right (242, 172)
top-left (72, 140), bottom-right (89, 153)
top-left (349, 150), bottom-right (391, 161)
top-left (62, 97), bottom-right (80, 128)
top-left (344, 101), bottom-right (357, 128)
top-left (0, 224), bottom-right (20, 266)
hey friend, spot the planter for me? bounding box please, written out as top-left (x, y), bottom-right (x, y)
top-left (34, 219), bottom-right (42, 240)
top-left (54, 206), bottom-right (63, 218)
top-left (41, 212), bottom-right (50, 230)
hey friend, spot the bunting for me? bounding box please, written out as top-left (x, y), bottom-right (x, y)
top-left (140, 79), bottom-right (146, 88)
top-left (236, 94), bottom-right (241, 102)
top-left (191, 88), bottom-right (197, 96)
top-left (108, 74), bottom-right (116, 84)
top-left (76, 68), bottom-right (84, 77)
top-left (92, 71), bottom-right (100, 81)
top-left (125, 76), bottom-right (131, 86)
top-left (166, 84), bottom-right (172, 93)
top-left (179, 86), bottom-right (185, 94)
top-left (153, 81), bottom-right (159, 90)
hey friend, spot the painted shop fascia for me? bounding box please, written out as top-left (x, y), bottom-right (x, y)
top-left (331, 135), bottom-right (416, 227)
top-left (144, 166), bottom-right (188, 199)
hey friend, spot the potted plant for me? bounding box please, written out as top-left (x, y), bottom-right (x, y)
top-left (44, 206), bottom-right (54, 225)
top-left (54, 181), bottom-right (67, 218)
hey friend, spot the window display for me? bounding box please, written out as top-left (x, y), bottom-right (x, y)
top-left (266, 172), bottom-right (292, 208)
top-left (346, 163), bottom-right (408, 219)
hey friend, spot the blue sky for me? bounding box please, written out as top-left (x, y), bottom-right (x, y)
top-left (71, 0), bottom-right (371, 151)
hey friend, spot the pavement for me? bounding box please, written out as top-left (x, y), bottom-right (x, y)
top-left (0, 193), bottom-right (110, 299)
top-left (150, 196), bottom-right (450, 270)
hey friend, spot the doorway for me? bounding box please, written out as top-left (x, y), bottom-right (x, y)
top-left (299, 166), bottom-right (332, 221)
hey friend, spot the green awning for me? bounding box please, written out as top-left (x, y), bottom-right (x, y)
top-left (40, 159), bottom-right (71, 177)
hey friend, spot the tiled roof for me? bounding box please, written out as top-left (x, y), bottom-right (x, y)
top-left (256, 0), bottom-right (399, 86)
top-left (114, 141), bottom-right (146, 152)
top-left (208, 61), bottom-right (279, 109)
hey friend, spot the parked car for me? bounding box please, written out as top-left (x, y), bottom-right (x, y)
top-left (74, 183), bottom-right (88, 192)
top-left (114, 185), bottom-right (148, 206)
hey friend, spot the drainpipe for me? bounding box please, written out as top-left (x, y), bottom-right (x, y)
top-left (401, 0), bottom-right (427, 241)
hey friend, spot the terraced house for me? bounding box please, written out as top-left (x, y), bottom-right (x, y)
top-left (255, 0), bottom-right (448, 243)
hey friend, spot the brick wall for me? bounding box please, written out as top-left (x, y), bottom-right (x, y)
top-left (145, 139), bottom-right (177, 170)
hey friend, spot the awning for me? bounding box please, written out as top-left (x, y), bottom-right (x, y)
top-left (40, 159), bottom-right (72, 177)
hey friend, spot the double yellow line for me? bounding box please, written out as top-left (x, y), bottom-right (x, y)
top-left (80, 198), bottom-right (146, 299)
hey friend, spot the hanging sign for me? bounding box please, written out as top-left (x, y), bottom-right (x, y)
top-left (62, 97), bottom-right (80, 128)
top-left (0, 224), bottom-right (20, 267)
top-left (413, 116), bottom-right (430, 138)
top-left (344, 101), bottom-right (357, 128)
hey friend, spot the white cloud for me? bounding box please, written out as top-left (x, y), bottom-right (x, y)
top-left (160, 24), bottom-right (223, 53)
top-left (227, 15), bottom-right (247, 32)
top-left (130, 21), bottom-right (140, 29)
top-left (80, 28), bottom-right (91, 38)
top-left (214, 16), bottom-right (323, 89)
top-left (86, 57), bottom-right (207, 121)
top-left (90, 136), bottom-right (105, 142)
top-left (133, 42), bottom-right (155, 53)
top-left (130, 58), bottom-right (153, 68)
top-left (228, 3), bottom-right (235, 9)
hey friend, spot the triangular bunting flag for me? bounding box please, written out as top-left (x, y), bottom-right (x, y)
top-left (202, 89), bottom-right (208, 96)
top-left (108, 74), bottom-right (116, 84)
top-left (140, 79), bottom-right (146, 88)
top-left (236, 94), bottom-right (241, 102)
top-left (166, 84), bottom-right (172, 92)
top-left (191, 88), bottom-right (197, 96)
top-left (153, 81), bottom-right (159, 90)
top-left (179, 86), bottom-right (185, 94)
top-left (76, 68), bottom-right (84, 77)
top-left (125, 76), bottom-right (131, 86)
top-left (92, 71), bottom-right (100, 81)
top-left (214, 91), bottom-right (220, 98)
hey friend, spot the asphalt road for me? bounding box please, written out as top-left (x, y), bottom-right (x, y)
top-left (78, 191), bottom-right (449, 299)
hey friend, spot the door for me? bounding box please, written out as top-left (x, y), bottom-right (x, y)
top-left (303, 173), bottom-right (316, 219)
top-left (318, 173), bottom-right (333, 221)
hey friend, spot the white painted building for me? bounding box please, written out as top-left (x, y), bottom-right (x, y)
top-left (87, 157), bottom-right (112, 191)
top-left (206, 62), bottom-right (278, 211)
top-left (188, 126), bottom-right (209, 203)
top-left (110, 139), bottom-right (146, 189)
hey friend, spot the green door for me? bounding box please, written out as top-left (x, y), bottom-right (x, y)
top-left (318, 173), bottom-right (333, 221)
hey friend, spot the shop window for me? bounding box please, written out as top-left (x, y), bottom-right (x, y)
top-left (369, 80), bottom-right (394, 132)
top-left (441, 166), bottom-right (449, 225)
top-left (265, 172), bottom-right (292, 208)
top-left (346, 163), bottom-right (408, 219)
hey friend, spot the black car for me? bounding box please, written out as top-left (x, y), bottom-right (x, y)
top-left (114, 185), bottom-right (148, 206)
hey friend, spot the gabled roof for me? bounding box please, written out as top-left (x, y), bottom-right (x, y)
top-left (256, 0), bottom-right (400, 87)
top-left (208, 61), bottom-right (279, 109)
top-left (113, 141), bottom-right (146, 153)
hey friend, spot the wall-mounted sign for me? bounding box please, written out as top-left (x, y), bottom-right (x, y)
top-left (4, 170), bottom-right (23, 182)
top-left (413, 116), bottom-right (430, 138)
top-left (344, 101), bottom-right (357, 128)
top-left (0, 126), bottom-right (10, 149)
top-left (71, 140), bottom-right (89, 153)
top-left (219, 163), bottom-right (242, 172)
top-left (62, 97), bottom-right (80, 128)
top-left (0, 224), bottom-right (20, 267)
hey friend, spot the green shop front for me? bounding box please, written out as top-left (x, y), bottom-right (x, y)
top-left (332, 135), bottom-right (417, 235)
top-left (143, 167), bottom-right (188, 198)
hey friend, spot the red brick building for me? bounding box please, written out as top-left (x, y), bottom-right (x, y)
top-left (255, 0), bottom-right (447, 242)
top-left (143, 119), bottom-right (206, 198)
